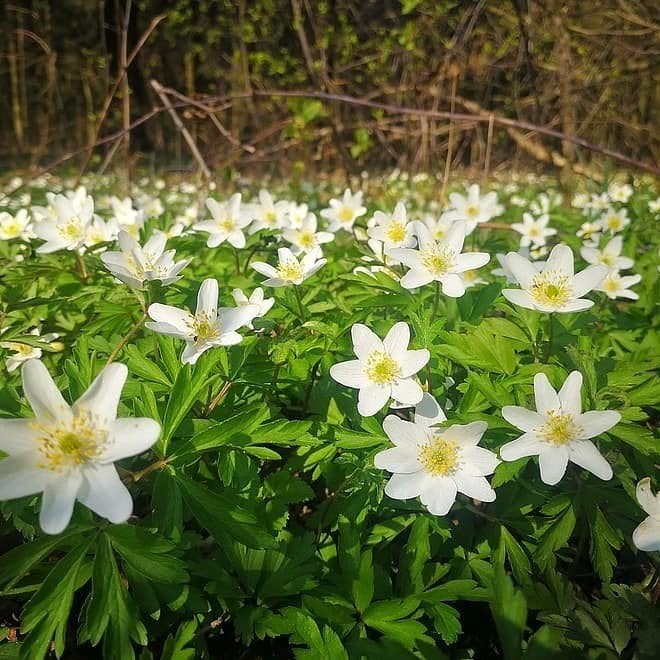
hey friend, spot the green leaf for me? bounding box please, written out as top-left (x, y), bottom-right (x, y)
top-left (177, 473), bottom-right (275, 549)
top-left (160, 620), bottom-right (198, 660)
top-left (352, 550), bottom-right (374, 613)
top-left (105, 526), bottom-right (188, 584)
top-left (588, 506), bottom-right (623, 583)
top-left (21, 538), bottom-right (92, 658)
top-left (124, 344), bottom-right (172, 386)
top-left (534, 503), bottom-right (576, 571)
top-left (489, 564), bottom-right (527, 660)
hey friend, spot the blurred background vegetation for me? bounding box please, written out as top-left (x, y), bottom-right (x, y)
top-left (0, 0), bottom-right (658, 178)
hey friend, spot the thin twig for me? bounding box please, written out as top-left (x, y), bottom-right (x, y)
top-left (105, 310), bottom-right (148, 366)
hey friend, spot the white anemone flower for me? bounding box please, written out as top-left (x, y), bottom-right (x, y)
top-left (109, 196), bottom-right (145, 235)
top-left (502, 244), bottom-right (607, 313)
top-left (511, 212), bottom-right (557, 248)
top-left (580, 236), bottom-right (634, 272)
top-left (320, 189), bottom-right (367, 233)
top-left (1, 341), bottom-right (42, 372)
top-left (84, 216), bottom-right (120, 248)
top-left (33, 193), bottom-right (94, 253)
top-left (608, 182), bottom-right (633, 204)
top-left (577, 220), bottom-right (602, 247)
top-left (329, 322), bottom-right (429, 416)
top-left (419, 213), bottom-right (455, 241)
top-left (367, 202), bottom-right (417, 253)
top-left (500, 371), bottom-right (620, 485)
top-left (231, 287), bottom-right (275, 329)
top-left (632, 478), bottom-right (660, 552)
top-left (390, 221), bottom-right (490, 296)
top-left (251, 247), bottom-right (327, 287)
top-left (595, 271), bottom-right (641, 300)
top-left (285, 203), bottom-right (309, 230)
top-left (374, 412), bottom-right (498, 515)
top-left (0, 209), bottom-right (33, 241)
top-left (440, 184), bottom-right (503, 234)
top-left (248, 190), bottom-right (290, 233)
top-left (599, 207), bottom-right (630, 234)
top-left (100, 231), bottom-right (190, 290)
top-left (194, 193), bottom-right (252, 248)
top-left (147, 279), bottom-right (258, 365)
top-left (0, 360), bottom-right (160, 534)
top-left (281, 212), bottom-right (334, 254)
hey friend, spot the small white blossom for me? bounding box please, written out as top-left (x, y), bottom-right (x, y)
top-left (0, 209), bottom-right (32, 241)
top-left (248, 190), bottom-right (290, 233)
top-left (281, 212), bottom-right (333, 254)
top-left (194, 193), bottom-right (252, 248)
top-left (33, 193), bottom-right (94, 253)
top-left (374, 403), bottom-right (498, 515)
top-left (329, 322), bottom-right (429, 416)
top-left (500, 371), bottom-right (619, 485)
top-left (320, 189), bottom-right (367, 233)
top-left (632, 478), bottom-right (660, 552)
top-left (580, 236), bottom-right (634, 272)
top-left (101, 231), bottom-right (189, 290)
top-left (367, 202), bottom-right (417, 254)
top-left (511, 212), bottom-right (557, 248)
top-left (84, 216), bottom-right (120, 248)
top-left (390, 221), bottom-right (490, 296)
top-left (648, 197), bottom-right (660, 214)
top-left (0, 360), bottom-right (160, 534)
top-left (502, 244), bottom-right (607, 313)
top-left (251, 247), bottom-right (326, 287)
top-left (595, 271), bottom-right (641, 300)
top-left (599, 207), bottom-right (630, 234)
top-left (608, 182), bottom-right (633, 204)
top-left (147, 278), bottom-right (257, 365)
top-left (440, 184), bottom-right (503, 234)
top-left (231, 287), bottom-right (275, 329)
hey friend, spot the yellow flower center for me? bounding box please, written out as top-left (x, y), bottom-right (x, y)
top-left (298, 231), bottom-right (316, 249)
top-left (339, 206), bottom-right (354, 223)
top-left (603, 277), bottom-right (619, 293)
top-left (420, 245), bottom-right (456, 276)
top-left (530, 271), bottom-right (572, 307)
top-left (466, 205), bottom-right (480, 218)
top-left (276, 258), bottom-right (304, 283)
top-left (31, 417), bottom-right (106, 472)
top-left (529, 226), bottom-right (540, 237)
top-left (601, 254), bottom-right (614, 267)
top-left (59, 217), bottom-right (83, 240)
top-left (264, 210), bottom-right (277, 225)
top-left (365, 350), bottom-right (399, 384)
top-left (418, 436), bottom-right (460, 476)
top-left (605, 215), bottom-right (622, 230)
top-left (191, 313), bottom-right (219, 344)
top-left (386, 221), bottom-right (407, 243)
top-left (538, 410), bottom-right (581, 445)
top-left (2, 220), bottom-right (21, 238)
top-left (219, 218), bottom-right (236, 232)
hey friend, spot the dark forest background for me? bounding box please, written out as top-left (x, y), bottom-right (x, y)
top-left (1, 0), bottom-right (658, 178)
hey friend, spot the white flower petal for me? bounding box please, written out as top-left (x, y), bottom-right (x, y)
top-left (572, 265), bottom-right (607, 298)
top-left (419, 476), bottom-right (458, 515)
top-left (101, 418), bottom-right (161, 463)
top-left (374, 446), bottom-right (421, 473)
top-left (576, 410), bottom-right (621, 439)
top-left (501, 406), bottom-right (544, 432)
top-left (73, 363), bottom-right (127, 426)
top-left (383, 322), bottom-right (410, 360)
top-left (534, 372), bottom-right (560, 415)
top-left (196, 279), bottom-right (219, 316)
top-left (538, 447), bottom-right (569, 485)
top-left (558, 371), bottom-right (583, 416)
top-left (414, 393), bottom-right (446, 427)
top-left (399, 349), bottom-right (430, 378)
top-left (39, 472), bottom-right (83, 534)
top-left (632, 517), bottom-right (660, 552)
top-left (444, 421), bottom-right (488, 446)
top-left (384, 471), bottom-right (424, 500)
top-left (558, 299), bottom-right (594, 313)
top-left (454, 252), bottom-right (490, 273)
top-left (0, 419), bottom-right (38, 454)
top-left (400, 269), bottom-right (434, 289)
top-left (0, 454), bottom-right (50, 499)
top-left (329, 360), bottom-right (369, 388)
top-left (148, 304), bottom-right (193, 334)
top-left (440, 274), bottom-right (465, 298)
top-left (636, 478), bottom-right (660, 519)
top-left (499, 433), bottom-right (546, 461)
top-left (351, 324), bottom-right (383, 359)
top-left (460, 446), bottom-right (500, 476)
top-left (544, 244), bottom-right (574, 277)
top-left (505, 252), bottom-right (538, 288)
top-left (251, 261), bottom-right (279, 278)
top-left (452, 473), bottom-right (496, 502)
top-left (22, 360), bottom-right (71, 423)
top-left (502, 288), bottom-right (538, 310)
top-left (443, 221), bottom-right (466, 253)
top-left (390, 378), bottom-right (423, 406)
top-left (382, 415), bottom-right (428, 447)
top-left (78, 464), bottom-right (133, 523)
top-left (358, 384), bottom-right (391, 416)
top-left (568, 440), bottom-right (612, 480)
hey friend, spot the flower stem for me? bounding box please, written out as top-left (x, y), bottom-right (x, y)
top-left (205, 380), bottom-right (232, 416)
top-left (105, 310), bottom-right (148, 366)
top-left (293, 286), bottom-right (307, 322)
top-left (544, 313), bottom-right (555, 362)
top-left (431, 280), bottom-right (441, 322)
top-left (129, 457), bottom-right (170, 483)
top-left (75, 252), bottom-right (88, 281)
top-left (233, 247), bottom-right (241, 276)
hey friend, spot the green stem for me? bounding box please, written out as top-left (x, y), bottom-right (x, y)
top-left (544, 313), bottom-right (555, 363)
top-left (233, 247), bottom-right (241, 276)
top-left (431, 280), bottom-right (441, 322)
top-left (293, 286), bottom-right (307, 322)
